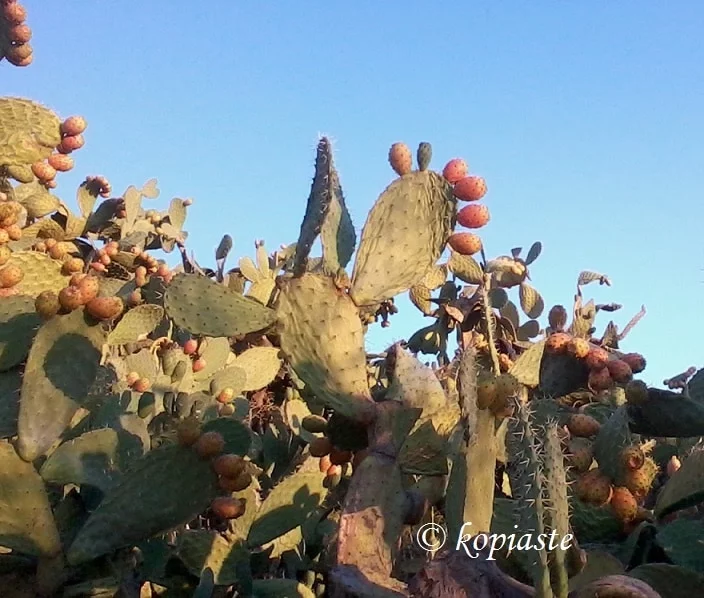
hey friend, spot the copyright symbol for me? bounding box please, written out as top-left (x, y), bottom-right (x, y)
top-left (415, 523), bottom-right (446, 552)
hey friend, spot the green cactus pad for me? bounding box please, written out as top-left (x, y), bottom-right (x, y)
top-left (569, 501), bottom-right (623, 543)
top-left (176, 530), bottom-right (249, 586)
top-left (6, 250), bottom-right (69, 297)
top-left (508, 340), bottom-right (545, 387)
top-left (0, 295), bottom-right (41, 371)
top-left (688, 368), bottom-right (704, 403)
top-left (655, 518), bottom-right (704, 573)
top-left (629, 563), bottom-right (704, 598)
top-left (539, 352), bottom-right (589, 398)
top-left (39, 427), bottom-right (147, 493)
top-left (408, 284), bottom-right (433, 315)
top-left (13, 181), bottom-right (61, 219)
top-left (164, 273), bottom-right (276, 338)
top-left (350, 170), bottom-right (456, 307)
top-left (232, 346), bottom-right (283, 391)
top-left (398, 419), bottom-right (449, 475)
top-left (209, 366), bottom-right (247, 398)
top-left (283, 397), bottom-right (320, 444)
top-left (655, 448), bottom-right (704, 519)
top-left (385, 348), bottom-right (448, 417)
top-left (0, 441), bottom-right (62, 558)
top-left (66, 443), bottom-right (220, 565)
top-left (518, 282), bottom-right (544, 319)
top-left (0, 98), bottom-right (61, 167)
top-left (17, 309), bottom-right (107, 462)
top-left (447, 250), bottom-right (484, 284)
top-left (201, 417), bottom-right (252, 455)
top-left (192, 336), bottom-right (231, 382)
top-left (106, 304), bottom-right (164, 345)
top-left (0, 369), bottom-right (21, 438)
top-left (593, 405), bottom-right (633, 481)
top-left (628, 392), bottom-right (704, 437)
top-left (246, 466), bottom-right (328, 548)
top-left (276, 272), bottom-right (374, 422)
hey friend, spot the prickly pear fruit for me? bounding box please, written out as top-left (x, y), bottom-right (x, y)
top-left (496, 373), bottom-right (520, 399)
top-left (607, 359), bottom-right (633, 383)
top-left (575, 469), bottom-right (613, 506)
top-left (566, 414), bottom-right (600, 438)
top-left (453, 175), bottom-right (487, 202)
top-left (58, 134), bottom-right (84, 153)
top-left (545, 332), bottom-right (572, 354)
top-left (447, 232), bottom-right (482, 256)
top-left (218, 472), bottom-right (252, 492)
top-left (566, 438), bottom-right (594, 473)
top-left (60, 116), bottom-right (87, 136)
top-left (588, 367), bottom-right (613, 392)
top-left (318, 454), bottom-right (332, 473)
top-left (567, 337), bottom-right (590, 359)
top-left (192, 358), bottom-right (206, 373)
top-left (388, 143), bottom-right (413, 176)
top-left (309, 436), bottom-right (332, 458)
top-left (35, 290), bottom-right (60, 319)
top-left (176, 418), bottom-right (202, 447)
top-left (302, 415), bottom-right (328, 434)
top-left (183, 338), bottom-right (198, 355)
top-left (585, 346), bottom-right (609, 370)
top-left (476, 376), bottom-right (500, 409)
top-left (133, 378), bottom-right (151, 393)
top-left (666, 456), bottom-right (681, 476)
top-left (3, 3), bottom-right (27, 25)
top-left (31, 161), bottom-right (56, 182)
top-left (77, 276), bottom-right (100, 303)
top-left (212, 454), bottom-right (245, 479)
top-left (620, 446), bottom-right (645, 471)
top-left (47, 154), bottom-right (74, 172)
top-left (620, 353), bottom-right (646, 374)
top-left (0, 264), bottom-right (23, 288)
top-left (416, 142), bottom-right (432, 171)
top-left (622, 458), bottom-right (658, 499)
top-left (456, 204), bottom-right (490, 229)
top-left (216, 388), bottom-right (235, 404)
top-left (193, 431), bottom-right (225, 459)
top-left (548, 304), bottom-right (568, 331)
top-left (610, 487), bottom-right (638, 522)
top-left (442, 158), bottom-right (468, 184)
top-left (329, 448), bottom-right (352, 466)
top-left (85, 296), bottom-right (124, 320)
top-left (210, 497), bottom-right (246, 520)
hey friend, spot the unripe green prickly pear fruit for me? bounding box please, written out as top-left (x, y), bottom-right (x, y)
top-left (416, 142), bottom-right (432, 171)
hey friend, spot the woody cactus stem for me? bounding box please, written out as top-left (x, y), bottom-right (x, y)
top-left (480, 272), bottom-right (501, 375)
top-left (507, 394), bottom-right (553, 598)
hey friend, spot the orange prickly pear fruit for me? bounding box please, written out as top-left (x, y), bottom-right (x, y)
top-left (442, 158), bottom-right (468, 184)
top-left (388, 142), bottom-right (413, 176)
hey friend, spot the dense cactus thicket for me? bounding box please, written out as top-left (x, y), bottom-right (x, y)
top-left (3, 13), bottom-right (704, 598)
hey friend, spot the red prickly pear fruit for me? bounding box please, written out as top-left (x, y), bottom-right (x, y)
top-left (620, 353), bottom-right (646, 374)
top-left (218, 472), bottom-right (252, 492)
top-left (77, 275), bottom-right (100, 303)
top-left (545, 332), bottom-right (572, 354)
top-left (607, 359), bottom-right (633, 384)
top-left (575, 469), bottom-right (613, 506)
top-left (318, 454), bottom-right (332, 473)
top-left (567, 337), bottom-right (590, 359)
top-left (329, 448), bottom-right (352, 466)
top-left (57, 134), bottom-right (84, 154)
top-left (3, 2), bottom-right (26, 24)
top-left (212, 454), bottom-right (246, 478)
top-left (85, 296), bottom-right (124, 320)
top-left (309, 436), bottom-right (332, 458)
top-left (453, 175), bottom-right (487, 202)
top-left (192, 357), bottom-right (206, 372)
top-left (132, 378), bottom-right (151, 393)
top-left (183, 339), bottom-right (198, 355)
top-left (625, 380), bottom-right (648, 405)
top-left (456, 204), bottom-right (490, 229)
top-left (193, 431), bottom-right (225, 459)
top-left (448, 232), bottom-right (482, 256)
top-left (210, 496), bottom-right (246, 520)
top-left (47, 154), bottom-right (74, 172)
top-left (442, 158), bottom-right (468, 184)
top-left (588, 367), bottom-right (613, 392)
top-left (60, 116), bottom-right (87, 137)
top-left (58, 286), bottom-right (83, 311)
top-left (610, 487), bottom-right (638, 522)
top-left (387, 142), bottom-right (413, 176)
top-left (31, 161), bottom-right (56, 182)
top-left (8, 24), bottom-right (31, 44)
top-left (176, 418), bottom-right (201, 446)
top-left (585, 346), bottom-right (609, 370)
top-left (566, 414), bottom-right (601, 438)
top-left (126, 371), bottom-right (140, 386)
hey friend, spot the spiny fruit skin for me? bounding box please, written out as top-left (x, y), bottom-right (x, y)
top-left (193, 431), bottom-right (225, 459)
top-left (476, 377), bottom-right (500, 409)
top-left (566, 438), bottom-right (594, 473)
top-left (61, 116), bottom-right (88, 137)
top-left (442, 158), bottom-right (468, 184)
top-left (35, 290), bottom-right (60, 319)
top-left (388, 143), bottom-right (413, 176)
top-left (0, 264), bottom-right (23, 288)
top-left (548, 304), bottom-right (568, 331)
top-left (585, 346), bottom-right (610, 370)
top-left (610, 487), bottom-right (638, 522)
top-left (58, 286), bottom-right (83, 311)
top-left (566, 414), bottom-right (601, 438)
top-left (620, 352), bottom-right (646, 374)
top-left (496, 373), bottom-right (520, 399)
top-left (447, 232), bottom-right (482, 256)
top-left (545, 332), bottom-right (572, 354)
top-left (8, 24), bottom-right (31, 43)
top-left (86, 296), bottom-right (124, 320)
top-left (456, 204), bottom-right (490, 229)
top-left (210, 497), bottom-right (246, 520)
top-left (47, 154), bottom-right (74, 172)
top-left (567, 337), bottom-right (590, 359)
top-left (588, 367), bottom-right (613, 392)
top-left (453, 175), bottom-right (487, 202)
top-left (620, 446), bottom-right (646, 471)
top-left (77, 275), bottom-right (99, 303)
top-left (623, 459), bottom-right (658, 499)
top-left (58, 134), bottom-right (84, 154)
top-left (575, 469), bottom-right (613, 506)
top-left (607, 359), bottom-right (633, 384)
top-left (3, 2), bottom-right (26, 24)
top-left (0, 246), bottom-right (10, 266)
top-left (309, 436), bottom-right (332, 458)
top-left (212, 454), bottom-right (246, 479)
top-left (625, 379), bottom-right (649, 405)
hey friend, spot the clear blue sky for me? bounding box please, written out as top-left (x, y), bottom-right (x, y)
top-left (5, 2), bottom-right (703, 388)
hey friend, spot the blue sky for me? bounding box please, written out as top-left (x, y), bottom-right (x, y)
top-left (5, 2), bottom-right (703, 388)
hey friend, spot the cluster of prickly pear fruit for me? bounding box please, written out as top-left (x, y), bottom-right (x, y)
top-left (0, 0), bottom-right (31, 67)
top-left (31, 115), bottom-right (87, 189)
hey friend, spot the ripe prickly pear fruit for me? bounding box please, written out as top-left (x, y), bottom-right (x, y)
top-left (448, 232), bottom-right (482, 256)
top-left (625, 380), bottom-right (648, 405)
top-left (192, 357), bottom-right (206, 372)
top-left (623, 458), bottom-right (658, 499)
top-left (416, 142), bottom-right (432, 171)
top-left (442, 158), bottom-right (468, 184)
top-left (60, 116), bottom-right (87, 137)
top-left (329, 448), bottom-right (352, 466)
top-left (193, 431), bottom-right (226, 459)
top-left (8, 24), bottom-right (31, 43)
top-left (585, 346), bottom-right (609, 370)
top-left (566, 414), bottom-right (600, 438)
top-left (387, 142), bottom-right (413, 176)
top-left (0, 246), bottom-right (10, 266)
top-left (85, 296), bottom-right (124, 320)
top-left (0, 264), bottom-right (23, 288)
top-left (216, 387), bottom-right (235, 404)
top-left (318, 454), bottom-right (332, 473)
top-left (566, 438), bottom-right (594, 473)
top-left (218, 472), bottom-right (252, 492)
top-left (31, 161), bottom-right (56, 182)
top-left (58, 134), bottom-right (84, 153)
top-left (545, 332), bottom-right (572, 354)
top-left (58, 286), bottom-right (83, 311)
top-left (210, 497), bottom-right (246, 520)
top-left (47, 153), bottom-right (74, 172)
top-left (610, 487), bottom-right (638, 522)
top-left (176, 417), bottom-right (201, 447)
top-left (575, 469), bottom-right (613, 506)
top-left (588, 367), bottom-right (613, 392)
top-left (309, 436), bottom-right (332, 458)
top-left (453, 175), bottom-right (487, 202)
top-left (35, 290), bottom-right (60, 319)
top-left (212, 454), bottom-right (246, 479)
top-left (133, 378), bottom-right (151, 393)
top-left (567, 337), bottom-right (590, 359)
top-left (667, 455), bottom-right (681, 476)
top-left (77, 275), bottom-right (99, 303)
top-left (301, 414), bottom-right (328, 434)
top-left (456, 204), bottom-right (490, 229)
top-left (620, 446), bottom-right (646, 471)
top-left (3, 2), bottom-right (26, 24)
top-left (607, 359), bottom-right (633, 384)
top-left (620, 352), bottom-right (646, 374)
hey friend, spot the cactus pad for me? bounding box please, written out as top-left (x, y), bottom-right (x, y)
top-left (655, 448), bottom-right (704, 519)
top-left (106, 304), bottom-right (164, 345)
top-left (164, 273), bottom-right (276, 337)
top-left (0, 98), bottom-right (61, 168)
top-left (232, 346), bottom-right (283, 391)
top-left (0, 295), bottom-right (41, 371)
top-left (6, 250), bottom-right (69, 297)
top-left (176, 530), bottom-right (249, 586)
top-left (350, 170), bottom-right (456, 307)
